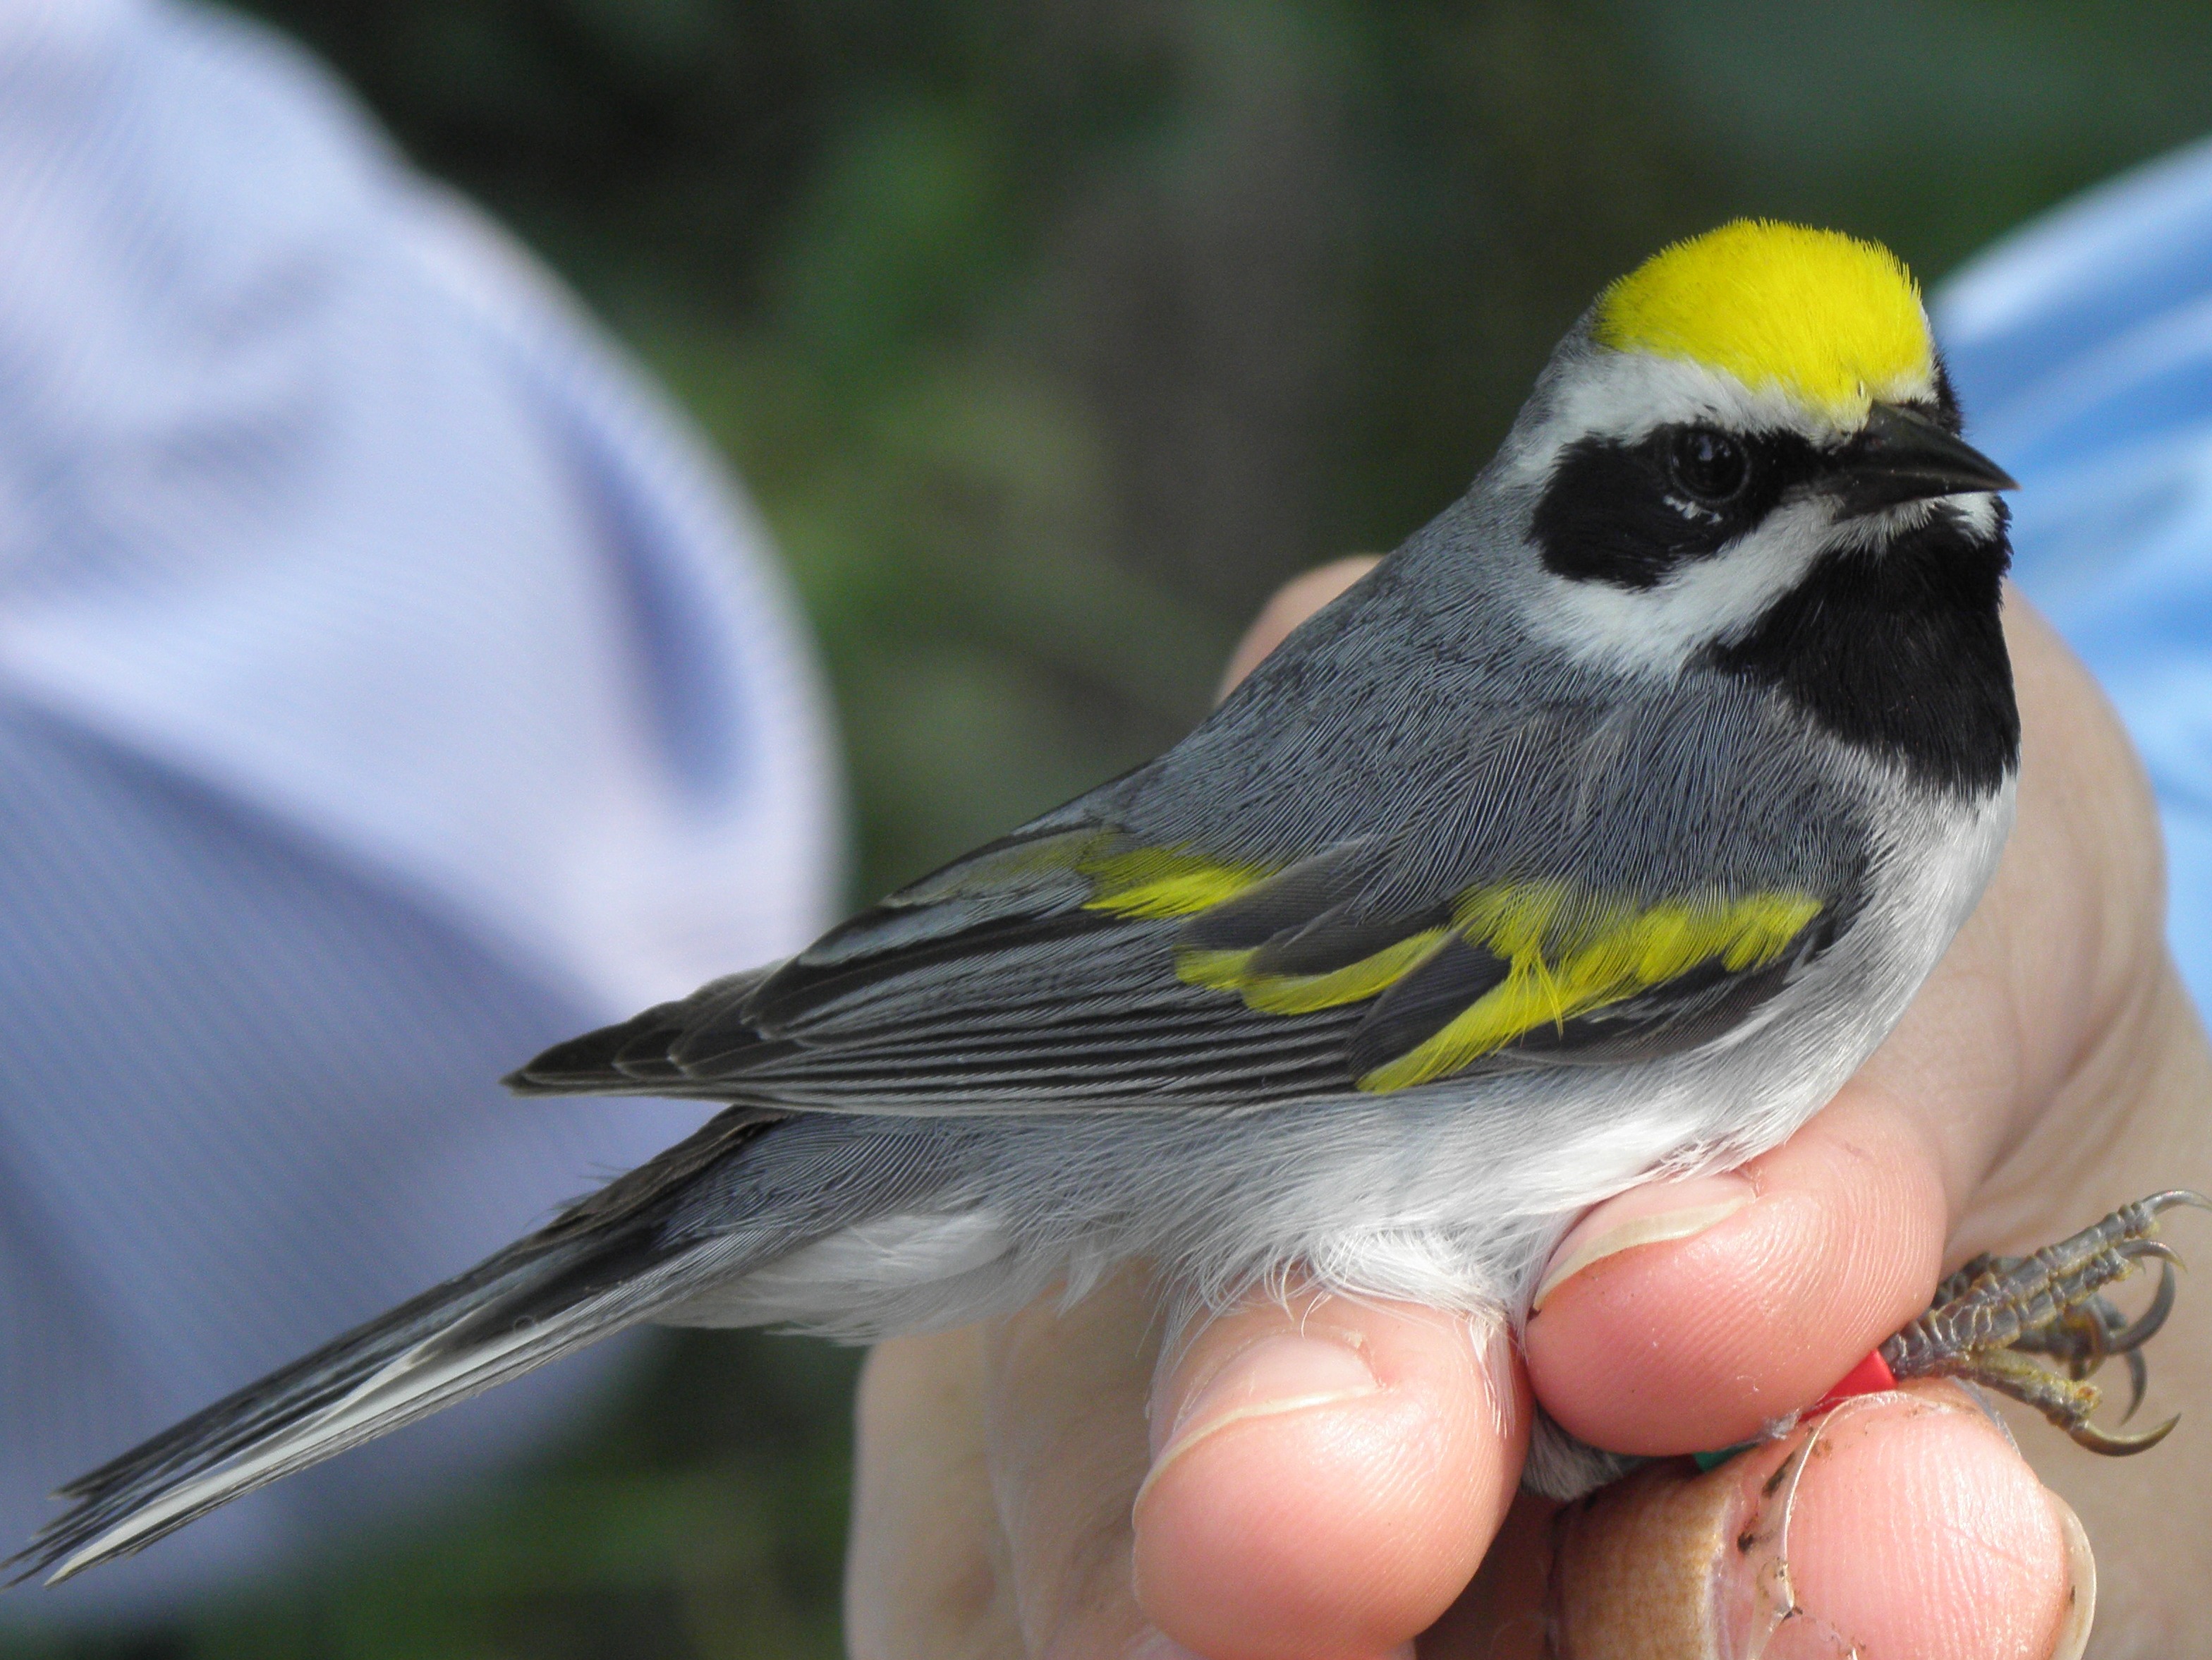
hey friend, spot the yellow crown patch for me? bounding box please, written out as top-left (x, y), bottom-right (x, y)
top-left (1595, 221), bottom-right (1932, 423)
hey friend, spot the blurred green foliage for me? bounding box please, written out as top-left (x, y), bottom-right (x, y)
top-left (26, 1), bottom-right (2212, 1655)
top-left (227, 0), bottom-right (2212, 904)
top-left (19, 1335), bottom-right (855, 1660)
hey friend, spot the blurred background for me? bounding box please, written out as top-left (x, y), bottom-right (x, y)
top-left (20, 0), bottom-right (2212, 1656)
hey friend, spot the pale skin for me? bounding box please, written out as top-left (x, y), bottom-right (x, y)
top-left (846, 559), bottom-right (2212, 1659)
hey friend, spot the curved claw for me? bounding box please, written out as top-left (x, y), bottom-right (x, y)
top-left (2140, 1189), bottom-right (2212, 1218)
top-left (2122, 1349), bottom-right (2150, 1423)
top-left (2109, 1259), bottom-right (2180, 1355)
top-left (2122, 1238), bottom-right (2188, 1271)
top-left (2070, 1412), bottom-right (2181, 1456)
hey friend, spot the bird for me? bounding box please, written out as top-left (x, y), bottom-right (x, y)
top-left (16, 218), bottom-right (2180, 1585)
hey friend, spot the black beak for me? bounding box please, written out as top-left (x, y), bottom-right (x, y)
top-left (1834, 401), bottom-right (2017, 518)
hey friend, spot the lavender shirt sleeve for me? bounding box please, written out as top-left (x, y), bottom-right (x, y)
top-left (0, 0), bottom-right (839, 1624)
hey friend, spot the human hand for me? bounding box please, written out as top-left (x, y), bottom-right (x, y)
top-left (846, 558), bottom-right (2212, 1659)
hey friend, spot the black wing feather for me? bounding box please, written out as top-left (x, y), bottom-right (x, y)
top-left (510, 820), bottom-right (1847, 1110)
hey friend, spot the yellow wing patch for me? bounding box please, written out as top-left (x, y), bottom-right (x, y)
top-left (1078, 844), bottom-right (1275, 919)
top-left (1169, 876), bottom-right (1821, 1091)
top-left (912, 832), bottom-right (1272, 921)
top-left (1179, 928), bottom-right (1454, 1015)
top-left (1595, 220), bottom-right (1932, 424)
top-left (1059, 839), bottom-right (1821, 1091)
top-left (1356, 885), bottom-right (1822, 1092)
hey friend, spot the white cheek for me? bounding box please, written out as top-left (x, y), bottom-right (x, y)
top-left (1521, 497), bottom-right (1841, 677)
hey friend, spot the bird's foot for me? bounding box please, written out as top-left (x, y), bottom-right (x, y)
top-left (1878, 1190), bottom-right (2212, 1455)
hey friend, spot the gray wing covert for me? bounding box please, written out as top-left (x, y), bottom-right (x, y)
top-left (509, 664), bottom-right (1869, 1110)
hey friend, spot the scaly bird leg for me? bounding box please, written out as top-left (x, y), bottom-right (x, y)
top-left (1879, 1191), bottom-right (2211, 1455)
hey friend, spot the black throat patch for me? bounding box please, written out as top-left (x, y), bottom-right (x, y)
top-left (1703, 503), bottom-right (2019, 796)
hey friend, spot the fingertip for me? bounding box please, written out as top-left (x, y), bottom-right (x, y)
top-left (1550, 1383), bottom-right (2074, 1660)
top-left (1132, 1297), bottom-right (1525, 1660)
top-left (1782, 1386), bottom-right (2072, 1659)
top-left (1528, 1090), bottom-right (1950, 1453)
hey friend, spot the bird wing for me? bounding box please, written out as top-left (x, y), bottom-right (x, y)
top-left (510, 808), bottom-right (1854, 1110)
top-left (516, 552), bottom-right (1876, 1113)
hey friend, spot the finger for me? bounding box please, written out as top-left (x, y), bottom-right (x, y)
top-left (1528, 1086), bottom-right (1947, 1454)
top-left (981, 1268), bottom-right (1162, 1659)
top-left (1416, 1491), bottom-right (1558, 1660)
top-left (849, 1327), bottom-right (1021, 1660)
top-left (1544, 1384), bottom-right (2085, 1660)
top-left (1134, 1290), bottom-right (1528, 1660)
top-left (1218, 557), bottom-right (1380, 696)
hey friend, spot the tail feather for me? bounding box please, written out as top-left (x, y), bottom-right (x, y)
top-left (10, 1220), bottom-right (732, 1585)
top-left (49, 1242), bottom-right (547, 1509)
top-left (9, 1105), bottom-right (794, 1585)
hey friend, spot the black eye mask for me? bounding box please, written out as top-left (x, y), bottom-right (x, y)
top-left (1531, 423), bottom-right (1824, 589)
top-left (1531, 367), bottom-right (1969, 593)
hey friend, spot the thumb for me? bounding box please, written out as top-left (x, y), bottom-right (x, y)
top-left (1134, 1290), bottom-right (1526, 1660)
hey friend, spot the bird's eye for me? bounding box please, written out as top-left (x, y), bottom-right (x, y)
top-left (1668, 428), bottom-right (1749, 503)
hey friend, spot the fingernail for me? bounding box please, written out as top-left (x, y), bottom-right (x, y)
top-left (1550, 1459), bottom-right (1745, 1659)
top-left (1532, 1173), bottom-right (1758, 1311)
top-left (2047, 1492), bottom-right (2096, 1660)
top-left (1552, 1406), bottom-right (1865, 1660)
top-left (1146, 1331), bottom-right (1379, 1479)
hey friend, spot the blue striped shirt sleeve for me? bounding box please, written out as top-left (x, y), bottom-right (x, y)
top-left (0, 0), bottom-right (839, 1623)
